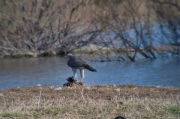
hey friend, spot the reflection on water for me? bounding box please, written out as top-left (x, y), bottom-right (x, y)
top-left (0, 56), bottom-right (180, 89)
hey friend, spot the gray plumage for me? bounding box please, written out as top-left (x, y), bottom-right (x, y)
top-left (66, 54), bottom-right (97, 82)
top-left (67, 55), bottom-right (97, 72)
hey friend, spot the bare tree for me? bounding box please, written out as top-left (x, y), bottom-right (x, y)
top-left (0, 0), bottom-right (101, 57)
top-left (88, 0), bottom-right (157, 61)
top-left (151, 0), bottom-right (180, 56)
top-left (0, 0), bottom-right (179, 61)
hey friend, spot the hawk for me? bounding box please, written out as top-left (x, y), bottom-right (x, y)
top-left (66, 54), bottom-right (97, 82)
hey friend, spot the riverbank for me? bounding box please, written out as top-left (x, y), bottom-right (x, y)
top-left (0, 50), bottom-right (67, 59)
top-left (0, 85), bottom-right (179, 119)
top-left (1, 45), bottom-right (179, 60)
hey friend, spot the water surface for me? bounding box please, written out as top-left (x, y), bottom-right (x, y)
top-left (0, 57), bottom-right (180, 89)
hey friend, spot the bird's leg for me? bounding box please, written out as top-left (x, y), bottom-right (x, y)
top-left (80, 69), bottom-right (85, 82)
top-left (72, 68), bottom-right (77, 81)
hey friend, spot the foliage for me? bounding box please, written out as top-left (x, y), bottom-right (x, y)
top-left (0, 0), bottom-right (180, 61)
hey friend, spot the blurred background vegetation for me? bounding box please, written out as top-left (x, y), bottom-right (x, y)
top-left (0, 0), bottom-right (180, 61)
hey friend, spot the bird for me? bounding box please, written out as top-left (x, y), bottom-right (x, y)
top-left (66, 54), bottom-right (97, 82)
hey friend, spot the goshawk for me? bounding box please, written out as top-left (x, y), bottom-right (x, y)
top-left (66, 54), bottom-right (97, 82)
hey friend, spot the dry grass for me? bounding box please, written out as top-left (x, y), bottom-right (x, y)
top-left (0, 85), bottom-right (180, 119)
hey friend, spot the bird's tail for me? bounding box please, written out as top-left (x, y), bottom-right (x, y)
top-left (83, 64), bottom-right (97, 72)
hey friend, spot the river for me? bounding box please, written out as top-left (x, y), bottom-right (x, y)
top-left (0, 56), bottom-right (180, 89)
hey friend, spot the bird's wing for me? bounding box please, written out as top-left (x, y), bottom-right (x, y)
top-left (68, 56), bottom-right (97, 72)
top-left (68, 56), bottom-right (88, 68)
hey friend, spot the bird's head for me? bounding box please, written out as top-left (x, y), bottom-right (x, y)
top-left (64, 53), bottom-right (73, 58)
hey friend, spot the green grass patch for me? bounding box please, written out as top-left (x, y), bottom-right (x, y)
top-left (0, 104), bottom-right (179, 118)
top-left (31, 106), bottom-right (70, 118)
top-left (168, 106), bottom-right (180, 115)
top-left (0, 112), bottom-right (22, 118)
top-left (60, 106), bottom-right (70, 114)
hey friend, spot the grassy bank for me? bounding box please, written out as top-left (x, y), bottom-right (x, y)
top-left (0, 85), bottom-right (180, 119)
